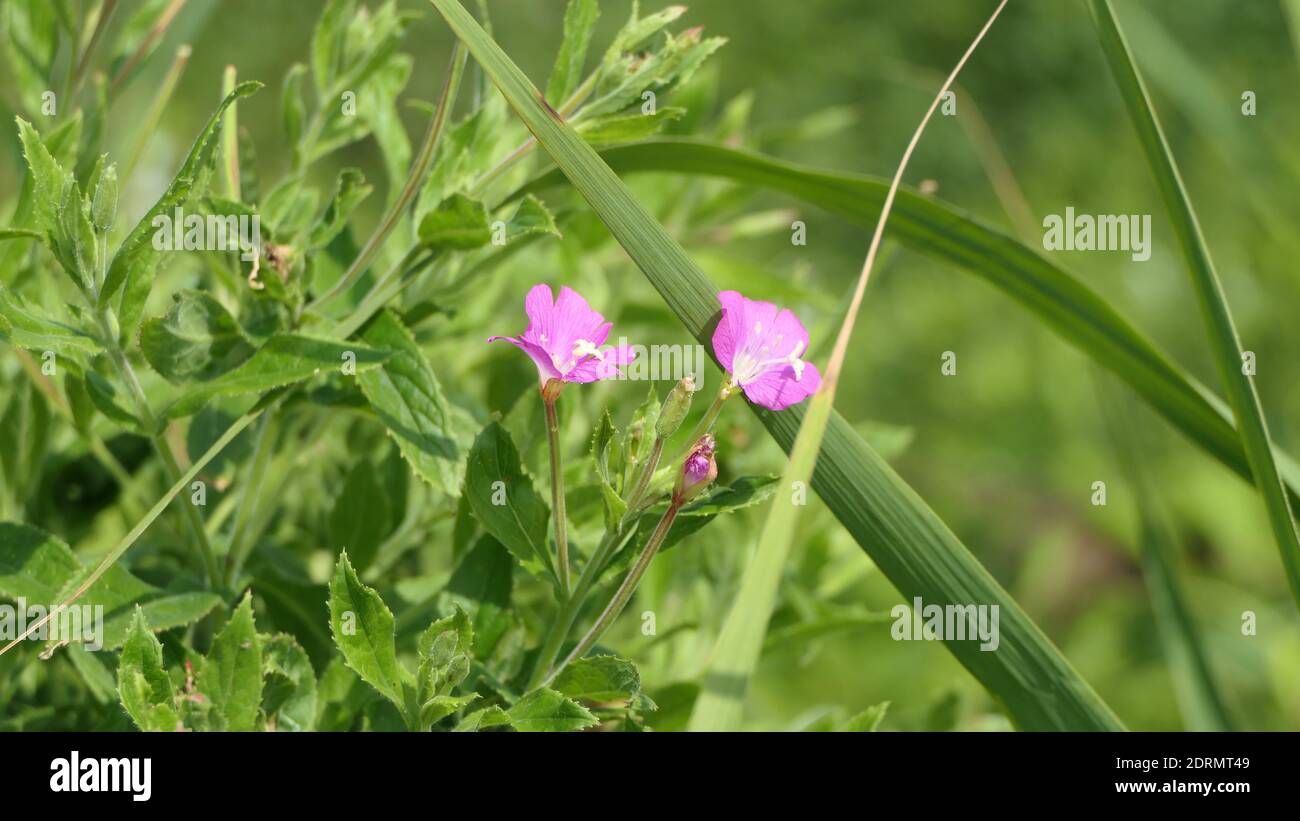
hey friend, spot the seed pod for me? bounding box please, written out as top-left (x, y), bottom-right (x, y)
top-left (655, 374), bottom-right (695, 438)
top-left (92, 163), bottom-right (118, 233)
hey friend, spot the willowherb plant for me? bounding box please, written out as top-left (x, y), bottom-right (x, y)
top-left (2, 0), bottom-right (1287, 736)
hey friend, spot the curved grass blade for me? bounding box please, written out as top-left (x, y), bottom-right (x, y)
top-left (429, 0), bottom-right (1124, 731)
top-left (690, 0), bottom-right (1009, 731)
top-left (515, 140), bottom-right (1300, 507)
top-left (1090, 0), bottom-right (1300, 613)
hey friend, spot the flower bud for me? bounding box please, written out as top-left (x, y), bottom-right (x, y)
top-left (655, 375), bottom-right (695, 438)
top-left (674, 434), bottom-right (717, 504)
top-left (92, 163), bottom-right (117, 233)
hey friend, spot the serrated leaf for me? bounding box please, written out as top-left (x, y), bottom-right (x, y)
top-left (0, 283), bottom-right (101, 354)
top-left (554, 655), bottom-right (641, 703)
top-left (546, 0), bottom-right (599, 105)
top-left (463, 422), bottom-right (550, 576)
top-left (418, 192), bottom-right (491, 250)
top-left (420, 692), bottom-right (478, 728)
top-left (140, 290), bottom-right (256, 383)
top-left (329, 550), bottom-right (410, 712)
top-left (197, 593), bottom-right (262, 731)
top-left (357, 310), bottom-right (463, 493)
top-left (165, 333), bottom-right (390, 418)
top-left (14, 117), bottom-right (64, 235)
top-left (507, 687), bottom-right (597, 732)
top-left (117, 608), bottom-right (179, 732)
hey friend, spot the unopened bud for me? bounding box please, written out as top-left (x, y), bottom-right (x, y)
top-left (674, 433), bottom-right (717, 504)
top-left (655, 375), bottom-right (695, 438)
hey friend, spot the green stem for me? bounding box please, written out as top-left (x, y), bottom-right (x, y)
top-left (623, 435), bottom-right (664, 514)
top-left (306, 42), bottom-right (467, 314)
top-left (543, 392), bottom-right (570, 598)
top-left (660, 384), bottom-right (731, 482)
top-left (541, 502), bottom-right (682, 689)
top-left (93, 309), bottom-right (221, 591)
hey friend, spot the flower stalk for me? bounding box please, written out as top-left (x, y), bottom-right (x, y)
top-left (542, 379), bottom-right (571, 598)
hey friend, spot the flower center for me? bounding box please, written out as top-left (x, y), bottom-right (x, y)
top-left (552, 338), bottom-right (602, 374)
top-left (730, 339), bottom-right (806, 386)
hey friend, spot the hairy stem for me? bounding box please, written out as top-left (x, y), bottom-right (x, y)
top-left (542, 503), bottom-right (682, 688)
top-left (543, 392), bottom-right (571, 598)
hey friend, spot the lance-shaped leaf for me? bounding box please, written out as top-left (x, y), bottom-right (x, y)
top-left (507, 687), bottom-right (597, 732)
top-left (329, 550), bottom-right (412, 713)
top-left (117, 608), bottom-right (179, 732)
top-left (197, 593), bottom-right (263, 731)
top-left (430, 0), bottom-right (1123, 731)
top-left (546, 0), bottom-right (599, 105)
top-left (164, 333), bottom-right (391, 418)
top-left (463, 421), bottom-right (551, 577)
top-left (100, 82), bottom-right (262, 342)
top-left (357, 309), bottom-right (462, 494)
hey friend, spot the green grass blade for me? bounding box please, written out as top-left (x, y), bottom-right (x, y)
top-left (689, 0), bottom-right (1009, 731)
top-left (429, 0), bottom-right (1124, 731)
top-left (515, 139), bottom-right (1300, 507)
top-left (1090, 0), bottom-right (1300, 612)
top-left (1097, 379), bottom-right (1234, 731)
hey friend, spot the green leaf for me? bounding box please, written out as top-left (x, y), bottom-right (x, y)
top-left (1089, 0), bottom-right (1300, 614)
top-left (0, 283), bottom-right (101, 354)
top-left (14, 117), bottom-right (64, 235)
top-left (312, 0), bottom-right (355, 95)
top-left (140, 290), bottom-right (257, 383)
top-left (1, 1), bottom-right (59, 113)
top-left (842, 702), bottom-right (889, 732)
top-left (165, 333), bottom-right (390, 418)
top-left (417, 192), bottom-right (491, 250)
top-left (310, 168), bottom-right (372, 248)
top-left (262, 633), bottom-right (318, 732)
top-left (329, 462), bottom-right (392, 573)
top-left (507, 687), bottom-right (598, 732)
top-left (357, 310), bottom-right (463, 494)
top-left (518, 139), bottom-right (1300, 507)
top-left (100, 81), bottom-right (263, 343)
top-left (117, 608), bottom-right (179, 732)
top-left (463, 422), bottom-right (551, 576)
top-left (282, 62), bottom-right (308, 149)
top-left (197, 593), bottom-right (263, 731)
top-left (85, 370), bottom-right (145, 432)
top-left (553, 655), bottom-right (641, 702)
top-left (329, 550), bottom-right (411, 712)
top-left (576, 107), bottom-right (686, 145)
top-left (445, 536), bottom-right (513, 658)
top-left (454, 704), bottom-right (511, 732)
top-left (0, 522), bottom-right (81, 603)
top-left (546, 0), bottom-right (599, 105)
top-left (502, 194), bottom-right (560, 241)
top-left (430, 0), bottom-right (1123, 731)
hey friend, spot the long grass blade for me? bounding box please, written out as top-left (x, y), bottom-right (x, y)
top-left (1090, 0), bottom-right (1300, 613)
top-left (688, 0), bottom-right (1009, 731)
top-left (429, 0), bottom-right (1124, 730)
top-left (1096, 377), bottom-right (1234, 731)
top-left (516, 140), bottom-right (1300, 507)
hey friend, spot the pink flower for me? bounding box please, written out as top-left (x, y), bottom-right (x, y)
top-left (711, 290), bottom-right (821, 410)
top-left (489, 284), bottom-right (637, 387)
top-left (674, 434), bottom-right (718, 503)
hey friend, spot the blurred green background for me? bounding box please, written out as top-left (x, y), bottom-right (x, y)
top-left (4, 0), bottom-right (1298, 730)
